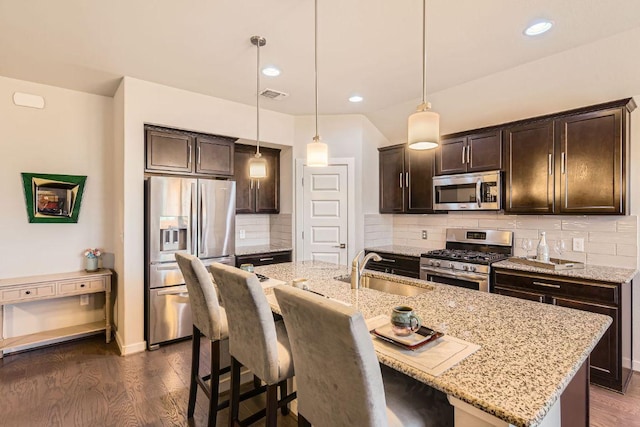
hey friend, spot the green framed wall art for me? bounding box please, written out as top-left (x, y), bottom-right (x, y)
top-left (21, 173), bottom-right (87, 223)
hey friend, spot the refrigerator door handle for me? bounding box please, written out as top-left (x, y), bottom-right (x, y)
top-left (191, 182), bottom-right (197, 255)
top-left (200, 183), bottom-right (207, 257)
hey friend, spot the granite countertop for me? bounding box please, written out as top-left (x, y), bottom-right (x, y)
top-left (493, 259), bottom-right (637, 283)
top-left (255, 261), bottom-right (611, 427)
top-left (235, 244), bottom-right (293, 256)
top-left (365, 245), bottom-right (425, 257)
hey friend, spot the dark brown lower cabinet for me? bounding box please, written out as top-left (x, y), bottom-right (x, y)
top-left (235, 250), bottom-right (292, 268)
top-left (364, 251), bottom-right (420, 279)
top-left (492, 268), bottom-right (632, 393)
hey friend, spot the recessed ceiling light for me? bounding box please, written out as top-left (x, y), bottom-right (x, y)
top-left (348, 95), bottom-right (363, 103)
top-left (524, 20), bottom-right (553, 36)
top-left (261, 66), bottom-right (281, 77)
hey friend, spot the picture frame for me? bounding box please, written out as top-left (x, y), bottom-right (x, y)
top-left (21, 173), bottom-right (87, 223)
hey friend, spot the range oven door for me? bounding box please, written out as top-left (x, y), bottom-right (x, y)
top-left (433, 170), bottom-right (501, 211)
top-left (420, 266), bottom-right (489, 292)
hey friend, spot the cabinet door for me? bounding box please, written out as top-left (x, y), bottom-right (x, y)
top-left (435, 136), bottom-right (466, 175)
top-left (494, 286), bottom-right (545, 303)
top-left (406, 148), bottom-right (434, 213)
top-left (379, 146), bottom-right (405, 213)
top-left (467, 131), bottom-right (502, 172)
top-left (234, 145), bottom-right (255, 213)
top-left (146, 130), bottom-right (193, 173)
top-left (504, 120), bottom-right (555, 213)
top-left (196, 136), bottom-right (234, 176)
top-left (255, 148), bottom-right (280, 213)
top-left (556, 108), bottom-right (624, 214)
top-left (553, 297), bottom-right (619, 383)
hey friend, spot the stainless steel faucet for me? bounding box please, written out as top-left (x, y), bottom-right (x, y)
top-left (351, 250), bottom-right (382, 289)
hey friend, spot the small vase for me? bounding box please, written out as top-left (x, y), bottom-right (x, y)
top-left (85, 256), bottom-right (99, 272)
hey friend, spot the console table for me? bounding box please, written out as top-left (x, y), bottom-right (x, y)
top-left (0, 269), bottom-right (112, 357)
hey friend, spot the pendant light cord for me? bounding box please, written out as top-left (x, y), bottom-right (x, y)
top-left (422, 0), bottom-right (427, 105)
top-left (256, 37), bottom-right (261, 155)
top-left (314, 0), bottom-right (319, 140)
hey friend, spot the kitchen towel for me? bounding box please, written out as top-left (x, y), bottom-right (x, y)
top-left (366, 315), bottom-right (481, 377)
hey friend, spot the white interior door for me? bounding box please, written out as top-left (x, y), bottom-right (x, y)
top-left (302, 164), bottom-right (349, 265)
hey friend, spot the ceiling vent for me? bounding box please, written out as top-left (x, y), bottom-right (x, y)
top-left (260, 88), bottom-right (289, 100)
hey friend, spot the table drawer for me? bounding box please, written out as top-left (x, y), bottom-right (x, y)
top-left (0, 283), bottom-right (56, 303)
top-left (58, 278), bottom-right (105, 295)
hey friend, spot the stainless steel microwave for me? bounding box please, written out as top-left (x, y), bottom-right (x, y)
top-left (433, 170), bottom-right (501, 211)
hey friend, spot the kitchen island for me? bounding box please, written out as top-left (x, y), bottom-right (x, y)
top-left (254, 261), bottom-right (612, 427)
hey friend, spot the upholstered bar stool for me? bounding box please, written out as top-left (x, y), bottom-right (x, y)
top-left (210, 263), bottom-right (296, 427)
top-left (176, 254), bottom-right (263, 427)
top-left (274, 285), bottom-right (452, 427)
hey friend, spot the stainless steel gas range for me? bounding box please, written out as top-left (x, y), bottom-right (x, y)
top-left (420, 229), bottom-right (513, 292)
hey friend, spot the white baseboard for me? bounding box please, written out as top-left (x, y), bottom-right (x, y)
top-left (633, 359), bottom-right (640, 372)
top-left (115, 331), bottom-right (146, 356)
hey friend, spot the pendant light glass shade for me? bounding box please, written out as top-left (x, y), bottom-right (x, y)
top-left (248, 153), bottom-right (267, 178)
top-left (307, 136), bottom-right (328, 167)
top-left (408, 0), bottom-right (439, 150)
top-left (408, 103), bottom-right (439, 150)
top-left (306, 0), bottom-right (329, 167)
top-left (250, 35), bottom-right (269, 179)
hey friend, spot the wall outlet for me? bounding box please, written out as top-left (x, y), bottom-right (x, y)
top-left (421, 230), bottom-right (428, 239)
top-left (572, 237), bottom-right (585, 252)
top-left (239, 229), bottom-right (246, 239)
top-left (80, 295), bottom-right (89, 306)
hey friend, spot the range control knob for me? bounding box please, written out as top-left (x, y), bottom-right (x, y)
top-left (429, 260), bottom-right (435, 266)
top-left (434, 261), bottom-right (441, 267)
top-left (461, 265), bottom-right (468, 271)
top-left (468, 265), bottom-right (476, 272)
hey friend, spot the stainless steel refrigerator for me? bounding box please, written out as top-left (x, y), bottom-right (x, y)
top-left (145, 176), bottom-right (235, 349)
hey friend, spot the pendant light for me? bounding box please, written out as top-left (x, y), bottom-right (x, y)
top-left (306, 0), bottom-right (329, 167)
top-left (407, 0), bottom-right (440, 150)
top-left (249, 35), bottom-right (268, 178)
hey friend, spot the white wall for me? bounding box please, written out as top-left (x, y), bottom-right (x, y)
top-left (0, 76), bottom-right (113, 337)
top-left (115, 77), bottom-right (295, 354)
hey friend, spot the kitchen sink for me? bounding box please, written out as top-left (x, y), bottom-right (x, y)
top-left (333, 275), bottom-right (430, 297)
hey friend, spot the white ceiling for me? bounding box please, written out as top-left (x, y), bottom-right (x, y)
top-left (2, 0), bottom-right (640, 141)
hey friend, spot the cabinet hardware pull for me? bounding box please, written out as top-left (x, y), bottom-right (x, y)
top-left (25, 290), bottom-right (31, 295)
top-left (533, 281), bottom-right (560, 289)
top-left (257, 180), bottom-right (260, 190)
top-left (259, 257), bottom-right (274, 262)
top-left (250, 179), bottom-right (254, 189)
top-left (462, 146), bottom-right (466, 164)
top-left (380, 258), bottom-right (396, 263)
top-left (548, 154), bottom-right (553, 175)
top-left (405, 172), bottom-right (409, 187)
top-left (561, 152), bottom-right (565, 174)
top-left (197, 146), bottom-right (201, 165)
top-left (538, 296), bottom-right (544, 303)
top-left (188, 144), bottom-right (192, 166)
top-left (80, 284), bottom-right (86, 288)
top-left (399, 173), bottom-right (403, 188)
top-left (467, 144), bottom-right (471, 164)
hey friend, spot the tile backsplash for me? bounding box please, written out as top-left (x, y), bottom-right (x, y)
top-left (364, 212), bottom-right (638, 269)
top-left (236, 214), bottom-right (293, 248)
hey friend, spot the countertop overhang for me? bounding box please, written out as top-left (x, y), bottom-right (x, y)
top-left (254, 261), bottom-right (612, 427)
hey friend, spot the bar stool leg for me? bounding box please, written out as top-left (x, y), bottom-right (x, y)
top-left (229, 357), bottom-right (242, 427)
top-left (208, 340), bottom-right (221, 427)
top-left (266, 384), bottom-right (278, 427)
top-left (298, 414), bottom-right (312, 427)
top-left (188, 325), bottom-right (201, 419)
top-left (279, 380), bottom-right (289, 415)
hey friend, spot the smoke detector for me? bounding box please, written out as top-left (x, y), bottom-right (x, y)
top-left (260, 88), bottom-right (289, 100)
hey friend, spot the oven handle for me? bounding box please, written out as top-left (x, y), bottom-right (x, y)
top-left (420, 266), bottom-right (487, 282)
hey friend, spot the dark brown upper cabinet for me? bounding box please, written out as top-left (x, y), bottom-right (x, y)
top-left (145, 126), bottom-right (236, 177)
top-left (435, 130), bottom-right (502, 176)
top-left (379, 144), bottom-right (434, 214)
top-left (504, 98), bottom-right (635, 215)
top-left (504, 120), bottom-right (555, 213)
top-left (234, 144), bottom-right (280, 214)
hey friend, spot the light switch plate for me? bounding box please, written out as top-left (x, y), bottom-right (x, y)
top-left (239, 229), bottom-right (246, 239)
top-left (572, 238), bottom-right (585, 252)
top-left (421, 230), bottom-right (428, 239)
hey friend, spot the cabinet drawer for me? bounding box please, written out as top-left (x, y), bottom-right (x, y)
top-left (493, 270), bottom-right (618, 304)
top-left (57, 278), bottom-right (105, 295)
top-left (236, 251), bottom-right (292, 267)
top-left (0, 283), bottom-right (56, 303)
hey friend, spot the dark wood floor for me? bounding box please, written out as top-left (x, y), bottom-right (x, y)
top-left (1, 336), bottom-right (638, 427)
